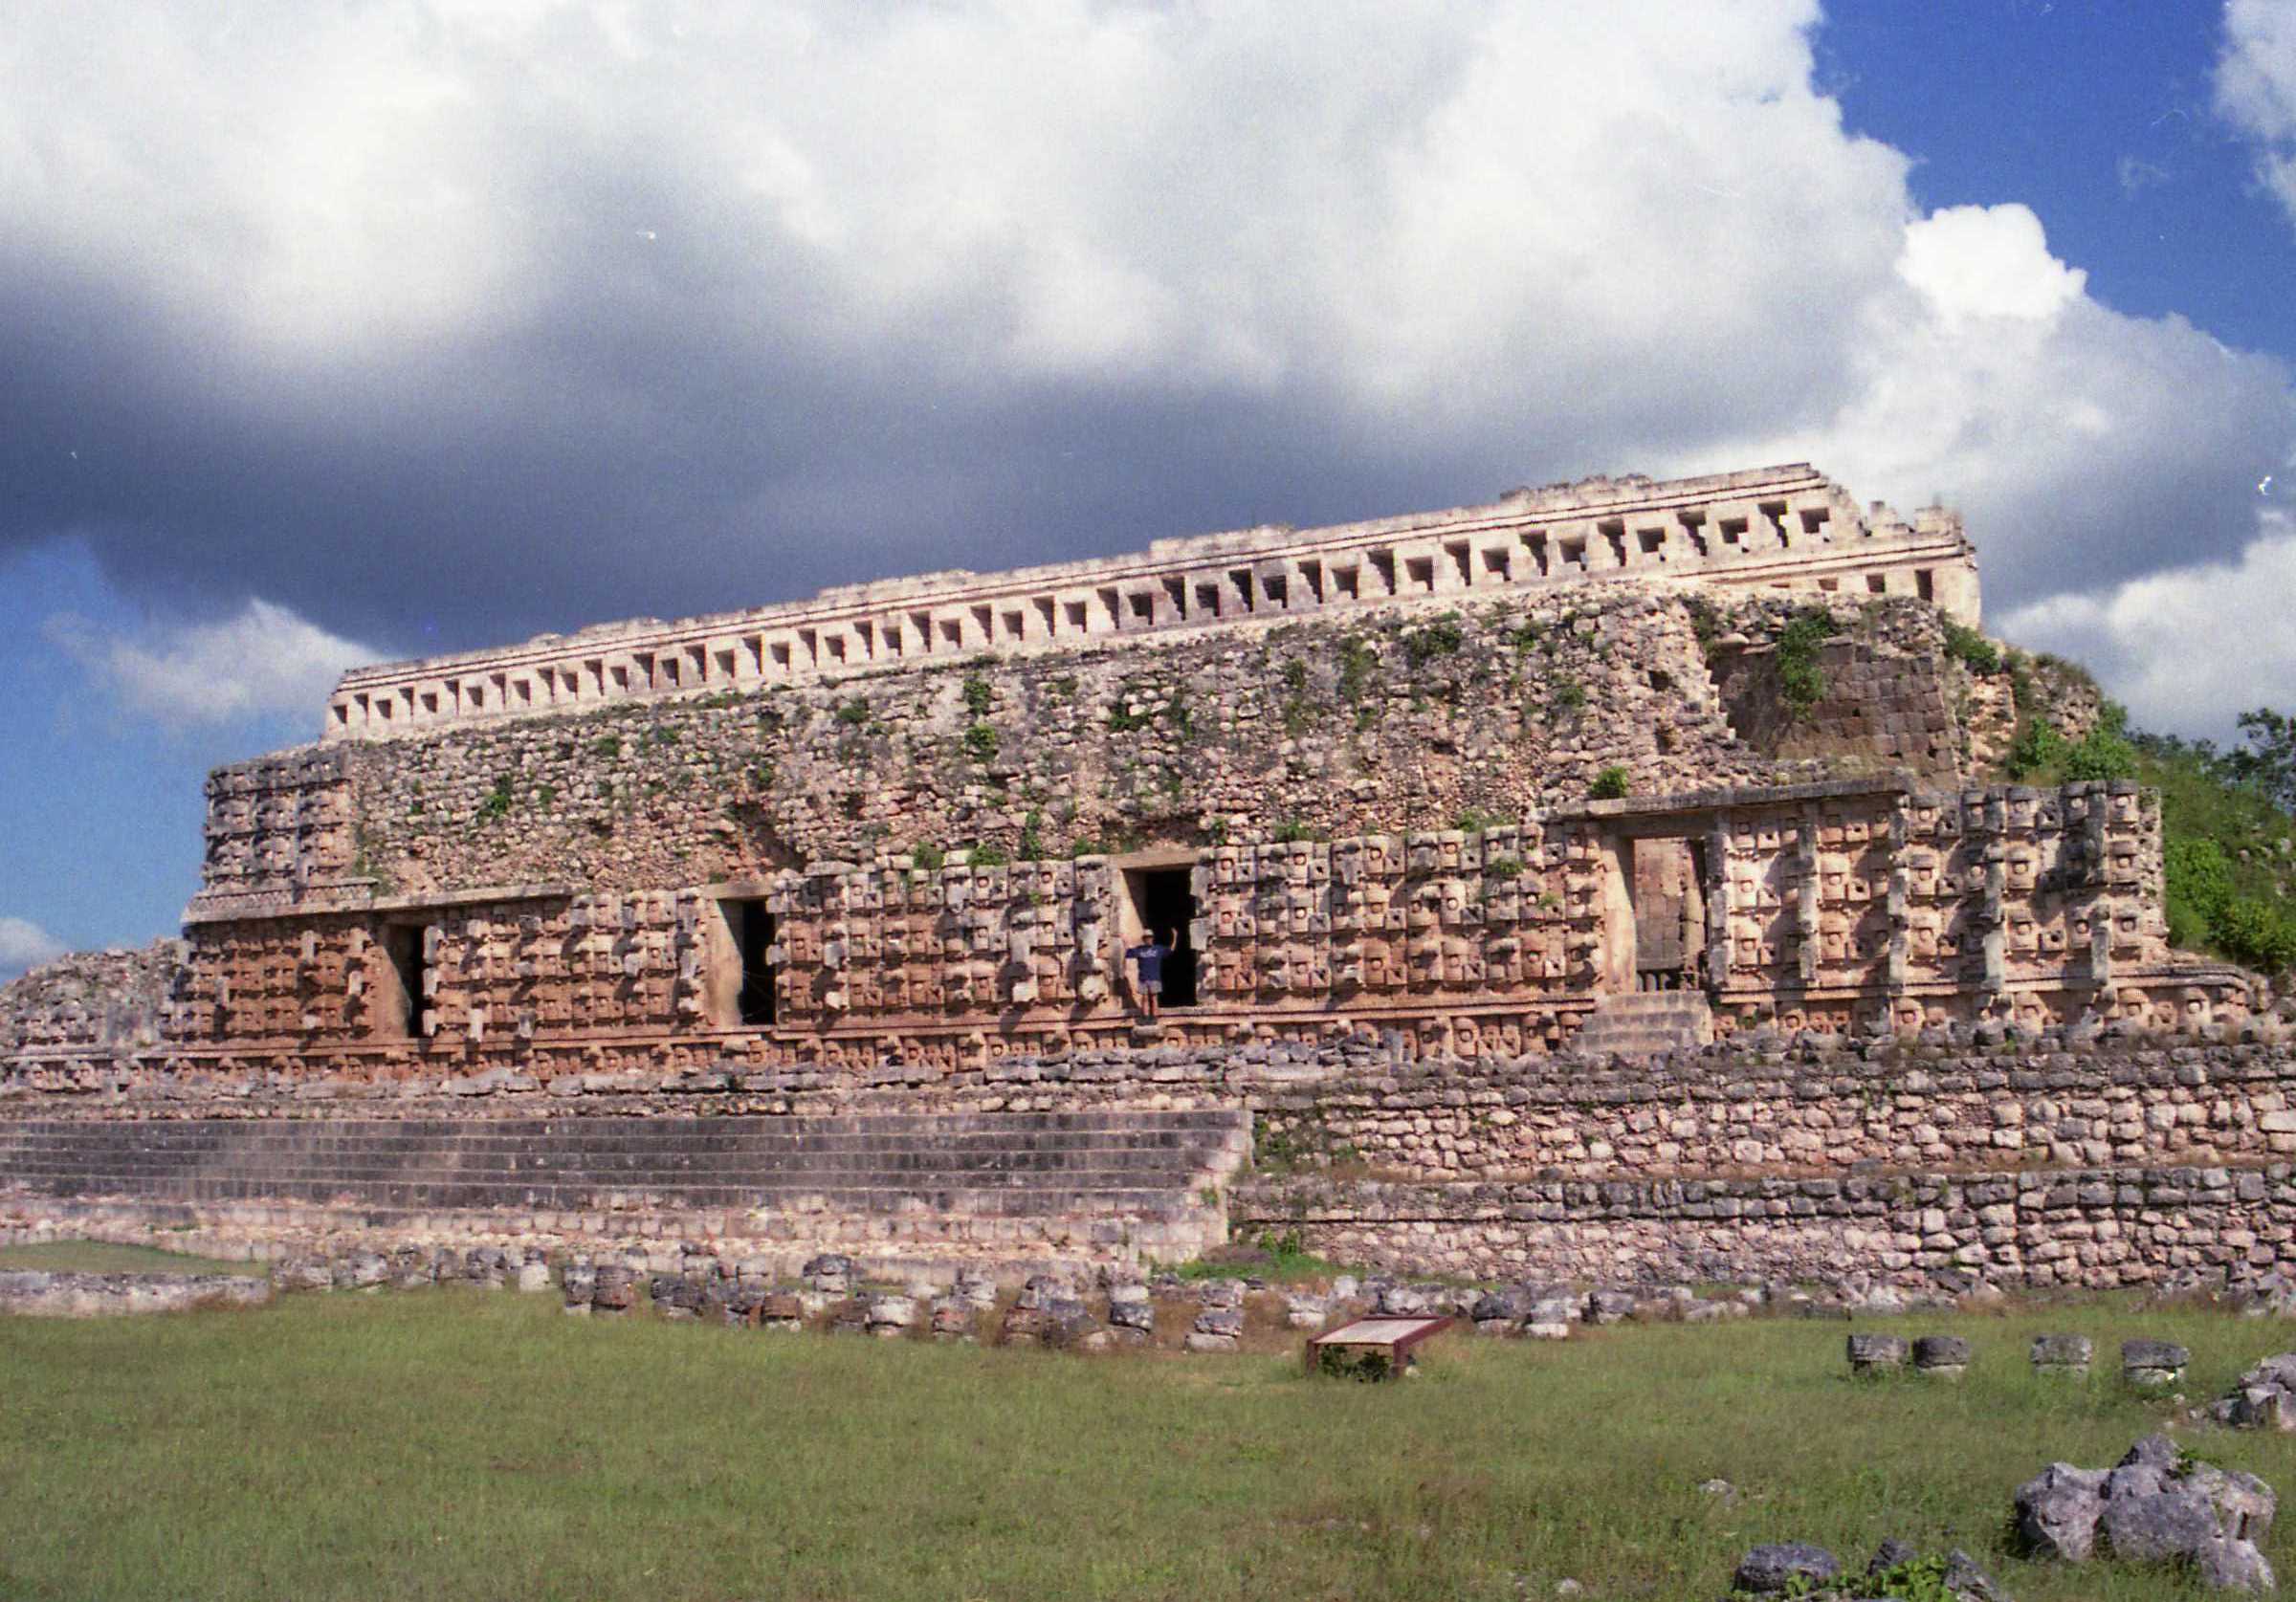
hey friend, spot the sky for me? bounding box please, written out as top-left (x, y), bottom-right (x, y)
top-left (2, 0), bottom-right (2293, 975)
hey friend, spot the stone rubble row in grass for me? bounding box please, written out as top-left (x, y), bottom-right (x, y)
top-left (1845, 1331), bottom-right (2191, 1385)
top-left (1729, 1538), bottom-right (2007, 1601)
top-left (0, 1268), bottom-right (275, 1317)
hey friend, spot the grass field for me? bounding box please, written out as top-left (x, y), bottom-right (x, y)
top-left (2, 1284), bottom-right (2292, 1601)
top-left (0, 1239), bottom-right (263, 1277)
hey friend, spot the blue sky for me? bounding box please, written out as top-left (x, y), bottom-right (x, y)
top-left (2, 0), bottom-right (2293, 973)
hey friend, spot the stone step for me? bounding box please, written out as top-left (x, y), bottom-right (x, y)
top-left (1574, 991), bottom-right (1714, 1057)
top-left (0, 1111), bottom-right (1252, 1239)
top-left (2, 1174), bottom-right (1210, 1215)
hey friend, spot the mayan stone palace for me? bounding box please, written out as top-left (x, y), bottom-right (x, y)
top-left (4, 462), bottom-right (2287, 1290)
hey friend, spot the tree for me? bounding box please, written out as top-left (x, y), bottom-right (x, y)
top-left (2228, 709), bottom-right (2296, 811)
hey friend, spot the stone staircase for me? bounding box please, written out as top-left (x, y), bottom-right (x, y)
top-left (0, 1109), bottom-right (1253, 1266)
top-left (1570, 991), bottom-right (1714, 1058)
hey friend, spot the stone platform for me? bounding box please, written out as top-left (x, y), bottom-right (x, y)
top-left (0, 1108), bottom-right (1253, 1272)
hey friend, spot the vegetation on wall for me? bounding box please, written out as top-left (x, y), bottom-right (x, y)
top-left (1771, 607), bottom-right (1840, 720)
top-left (1999, 687), bottom-right (2296, 976)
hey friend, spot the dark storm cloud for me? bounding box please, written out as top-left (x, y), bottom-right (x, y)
top-left (0, 0), bottom-right (2286, 713)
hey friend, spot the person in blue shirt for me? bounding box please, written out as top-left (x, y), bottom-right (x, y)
top-left (1125, 929), bottom-right (1176, 1020)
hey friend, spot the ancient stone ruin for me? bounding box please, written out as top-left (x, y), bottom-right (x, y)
top-left (0, 462), bottom-right (2277, 1285)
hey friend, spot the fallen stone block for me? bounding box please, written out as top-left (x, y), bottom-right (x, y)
top-left (1845, 1333), bottom-right (1909, 1375)
top-left (1732, 1542), bottom-right (1839, 1594)
top-left (1911, 1334), bottom-right (1971, 1378)
top-left (2029, 1333), bottom-right (2091, 1374)
top-left (2121, 1339), bottom-right (2189, 1388)
top-left (2209, 1352), bottom-right (2296, 1431)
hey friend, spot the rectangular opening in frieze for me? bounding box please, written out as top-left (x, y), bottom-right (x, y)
top-left (1122, 867), bottom-right (1199, 1009)
top-left (716, 897), bottom-right (777, 1027)
top-left (1445, 541), bottom-right (1471, 585)
top-left (1369, 549), bottom-right (1396, 594)
top-left (1300, 560), bottom-right (1324, 602)
top-left (1404, 556), bottom-right (1434, 593)
top-left (382, 921), bottom-right (431, 1040)
top-left (1228, 569), bottom-right (1254, 612)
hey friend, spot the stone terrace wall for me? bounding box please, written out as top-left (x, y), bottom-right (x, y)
top-left (16, 1034), bottom-right (2296, 1185)
top-left (1234, 1162), bottom-right (2294, 1291)
top-left (9, 1037), bottom-right (2296, 1288)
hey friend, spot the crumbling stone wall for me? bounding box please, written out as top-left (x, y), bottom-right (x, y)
top-left (0, 941), bottom-right (183, 1066)
top-left (1235, 1161), bottom-right (2296, 1291)
top-left (208, 590), bottom-right (1975, 911)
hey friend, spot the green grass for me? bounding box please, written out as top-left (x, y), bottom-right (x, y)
top-left (2, 1292), bottom-right (2293, 1599)
top-left (0, 1239), bottom-right (263, 1276)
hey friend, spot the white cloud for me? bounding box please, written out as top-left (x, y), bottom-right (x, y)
top-left (46, 599), bottom-right (377, 728)
top-left (0, 916), bottom-right (67, 979)
top-left (2001, 510), bottom-right (2296, 739)
top-left (2219, 0), bottom-right (2296, 230)
top-left (0, 3), bottom-right (2289, 740)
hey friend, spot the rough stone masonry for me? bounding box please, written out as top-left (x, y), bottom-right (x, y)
top-left (0, 462), bottom-right (2276, 1284)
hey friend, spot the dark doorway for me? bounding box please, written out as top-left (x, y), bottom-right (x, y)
top-left (384, 923), bottom-right (430, 1040)
top-left (729, 899), bottom-right (777, 1025)
top-left (1628, 837), bottom-right (1709, 993)
top-left (1128, 867), bottom-right (1199, 1008)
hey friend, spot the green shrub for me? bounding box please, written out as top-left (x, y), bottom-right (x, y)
top-left (910, 843), bottom-right (945, 871)
top-left (1402, 613), bottom-right (1464, 667)
top-left (966, 844), bottom-right (1009, 868)
top-left (1485, 856), bottom-right (1525, 880)
top-left (587, 735), bottom-right (623, 759)
top-left (835, 698), bottom-right (871, 725)
top-left (1017, 810), bottom-right (1046, 861)
top-left (1941, 622), bottom-right (2001, 675)
top-left (1271, 820), bottom-right (1322, 844)
top-left (1589, 766), bottom-right (1630, 801)
top-left (1336, 638), bottom-right (1378, 704)
top-left (1549, 679), bottom-right (1588, 716)
top-left (1453, 806), bottom-right (1511, 834)
top-left (475, 774), bottom-right (516, 822)
top-left (1773, 607), bottom-right (1838, 718)
top-left (961, 675), bottom-right (993, 716)
top-left (961, 723), bottom-right (999, 764)
top-left (2218, 898), bottom-right (2296, 974)
top-left (1280, 660), bottom-right (1309, 695)
top-left (2063, 727), bottom-right (2138, 781)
